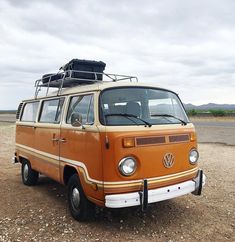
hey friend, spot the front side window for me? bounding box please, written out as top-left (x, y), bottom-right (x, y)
top-left (21, 102), bottom-right (39, 122)
top-left (39, 98), bottom-right (64, 123)
top-left (99, 87), bottom-right (189, 126)
top-left (67, 94), bottom-right (94, 125)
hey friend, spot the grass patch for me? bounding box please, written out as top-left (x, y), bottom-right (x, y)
top-left (187, 109), bottom-right (235, 117)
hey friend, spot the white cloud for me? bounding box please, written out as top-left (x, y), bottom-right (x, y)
top-left (0, 0), bottom-right (235, 109)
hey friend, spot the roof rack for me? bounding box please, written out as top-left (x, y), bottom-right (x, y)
top-left (34, 70), bottom-right (138, 98)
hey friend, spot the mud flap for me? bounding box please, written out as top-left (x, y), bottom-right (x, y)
top-left (192, 169), bottom-right (203, 196)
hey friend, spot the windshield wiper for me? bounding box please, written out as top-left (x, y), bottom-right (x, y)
top-left (151, 114), bottom-right (187, 126)
top-left (105, 113), bottom-right (152, 127)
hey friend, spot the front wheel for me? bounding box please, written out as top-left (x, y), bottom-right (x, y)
top-left (21, 160), bottom-right (39, 186)
top-left (67, 174), bottom-right (95, 221)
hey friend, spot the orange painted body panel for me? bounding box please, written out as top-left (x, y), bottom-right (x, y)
top-left (16, 125), bottom-right (35, 148)
top-left (34, 126), bottom-right (60, 182)
top-left (59, 127), bottom-right (104, 201)
top-left (100, 128), bottom-right (198, 195)
top-left (16, 124), bottom-right (60, 182)
top-left (16, 125), bottom-right (36, 167)
top-left (15, 124), bottom-right (104, 203)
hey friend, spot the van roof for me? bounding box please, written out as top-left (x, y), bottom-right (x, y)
top-left (23, 81), bottom-right (176, 102)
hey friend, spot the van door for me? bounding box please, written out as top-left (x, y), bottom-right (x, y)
top-left (60, 94), bottom-right (104, 203)
top-left (34, 98), bottom-right (64, 182)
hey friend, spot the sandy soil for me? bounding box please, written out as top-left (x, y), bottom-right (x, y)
top-left (0, 123), bottom-right (234, 242)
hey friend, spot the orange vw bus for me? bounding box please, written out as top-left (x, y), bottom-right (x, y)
top-left (14, 61), bottom-right (206, 221)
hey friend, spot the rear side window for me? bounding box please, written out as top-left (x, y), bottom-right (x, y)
top-left (21, 102), bottom-right (39, 122)
top-left (39, 98), bottom-right (64, 123)
top-left (67, 94), bottom-right (94, 125)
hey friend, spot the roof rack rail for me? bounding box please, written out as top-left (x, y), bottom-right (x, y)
top-left (34, 70), bottom-right (138, 98)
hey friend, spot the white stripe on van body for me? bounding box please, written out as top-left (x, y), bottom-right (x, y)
top-left (15, 143), bottom-right (198, 186)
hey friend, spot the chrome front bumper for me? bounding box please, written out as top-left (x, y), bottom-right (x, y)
top-left (105, 170), bottom-right (206, 208)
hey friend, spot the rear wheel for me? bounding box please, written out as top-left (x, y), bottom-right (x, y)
top-left (67, 174), bottom-right (95, 221)
top-left (21, 160), bottom-right (39, 186)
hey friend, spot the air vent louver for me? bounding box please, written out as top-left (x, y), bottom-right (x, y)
top-left (16, 102), bottom-right (23, 119)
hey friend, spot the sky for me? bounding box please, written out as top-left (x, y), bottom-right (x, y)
top-left (0, 0), bottom-right (235, 109)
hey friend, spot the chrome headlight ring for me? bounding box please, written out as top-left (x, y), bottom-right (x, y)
top-left (118, 157), bottom-right (137, 176)
top-left (189, 149), bottom-right (199, 164)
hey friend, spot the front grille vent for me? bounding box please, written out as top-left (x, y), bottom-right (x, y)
top-left (136, 136), bottom-right (166, 146)
top-left (136, 134), bottom-right (190, 146)
top-left (169, 134), bottom-right (189, 143)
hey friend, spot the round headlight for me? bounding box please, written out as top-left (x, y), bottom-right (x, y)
top-left (119, 157), bottom-right (137, 176)
top-left (189, 149), bottom-right (199, 164)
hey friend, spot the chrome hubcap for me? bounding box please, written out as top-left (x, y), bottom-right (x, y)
top-left (71, 187), bottom-right (80, 209)
top-left (23, 164), bottom-right (29, 180)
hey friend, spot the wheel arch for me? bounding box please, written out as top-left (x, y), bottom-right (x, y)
top-left (63, 165), bottom-right (80, 186)
top-left (19, 156), bottom-right (30, 164)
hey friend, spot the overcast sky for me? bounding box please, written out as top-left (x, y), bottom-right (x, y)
top-left (0, 0), bottom-right (235, 109)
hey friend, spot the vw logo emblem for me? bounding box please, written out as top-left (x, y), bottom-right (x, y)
top-left (163, 153), bottom-right (174, 168)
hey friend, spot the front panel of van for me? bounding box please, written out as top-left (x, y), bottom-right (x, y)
top-left (99, 125), bottom-right (198, 195)
top-left (98, 87), bottom-right (199, 196)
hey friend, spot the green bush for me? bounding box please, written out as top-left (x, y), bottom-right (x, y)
top-left (187, 109), bottom-right (198, 116)
top-left (209, 109), bottom-right (226, 117)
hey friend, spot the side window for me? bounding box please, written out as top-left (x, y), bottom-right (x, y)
top-left (39, 98), bottom-right (64, 123)
top-left (87, 95), bottom-right (94, 124)
top-left (21, 102), bottom-right (39, 122)
top-left (67, 94), bottom-right (94, 125)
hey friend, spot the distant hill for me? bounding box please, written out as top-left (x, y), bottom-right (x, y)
top-left (184, 103), bottom-right (235, 111)
top-left (0, 110), bottom-right (16, 114)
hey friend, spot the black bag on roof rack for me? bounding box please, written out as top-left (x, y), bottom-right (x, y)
top-left (61, 59), bottom-right (106, 81)
top-left (42, 73), bottom-right (63, 84)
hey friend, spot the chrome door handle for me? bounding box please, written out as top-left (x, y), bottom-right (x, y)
top-left (59, 138), bottom-right (67, 143)
top-left (52, 138), bottom-right (59, 142)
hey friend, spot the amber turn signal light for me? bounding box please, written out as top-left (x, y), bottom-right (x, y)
top-left (190, 132), bottom-right (197, 141)
top-left (123, 137), bottom-right (135, 148)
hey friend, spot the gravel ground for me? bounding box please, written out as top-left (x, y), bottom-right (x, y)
top-left (0, 120), bottom-right (234, 242)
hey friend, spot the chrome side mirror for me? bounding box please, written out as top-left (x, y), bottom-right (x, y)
top-left (71, 112), bottom-right (83, 128)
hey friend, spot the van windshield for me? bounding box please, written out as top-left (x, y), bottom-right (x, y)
top-left (99, 87), bottom-right (189, 126)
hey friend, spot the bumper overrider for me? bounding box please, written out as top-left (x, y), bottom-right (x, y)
top-left (105, 169), bottom-right (206, 209)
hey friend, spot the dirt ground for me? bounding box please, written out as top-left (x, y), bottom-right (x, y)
top-left (0, 120), bottom-right (234, 242)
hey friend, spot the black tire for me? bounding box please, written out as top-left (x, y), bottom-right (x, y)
top-left (67, 174), bottom-right (95, 221)
top-left (21, 160), bottom-right (39, 186)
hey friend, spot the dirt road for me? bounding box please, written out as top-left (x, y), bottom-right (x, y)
top-left (0, 122), bottom-right (234, 241)
top-left (191, 117), bottom-right (235, 146)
